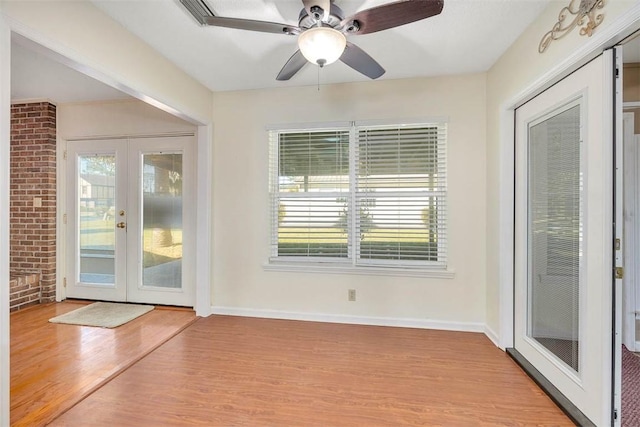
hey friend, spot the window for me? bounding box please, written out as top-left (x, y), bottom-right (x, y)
top-left (269, 121), bottom-right (447, 270)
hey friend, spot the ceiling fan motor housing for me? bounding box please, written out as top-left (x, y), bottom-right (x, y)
top-left (298, 3), bottom-right (345, 29)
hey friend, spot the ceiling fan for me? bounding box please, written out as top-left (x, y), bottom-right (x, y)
top-left (179, 0), bottom-right (444, 81)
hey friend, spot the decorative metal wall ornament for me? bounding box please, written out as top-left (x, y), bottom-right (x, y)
top-left (539, 0), bottom-right (605, 53)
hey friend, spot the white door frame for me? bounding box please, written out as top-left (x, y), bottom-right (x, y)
top-left (513, 55), bottom-right (612, 426)
top-left (622, 111), bottom-right (636, 352)
top-left (60, 130), bottom-right (211, 312)
top-left (65, 136), bottom-right (199, 306)
top-left (57, 127), bottom-right (211, 313)
top-left (496, 8), bottom-right (640, 427)
top-left (613, 47), bottom-right (625, 427)
top-left (497, 3), bottom-right (640, 351)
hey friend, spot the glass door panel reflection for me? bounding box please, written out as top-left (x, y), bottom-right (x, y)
top-left (528, 104), bottom-right (581, 373)
top-left (142, 153), bottom-right (183, 289)
top-left (78, 154), bottom-right (116, 284)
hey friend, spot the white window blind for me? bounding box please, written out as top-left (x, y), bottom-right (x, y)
top-left (528, 102), bottom-right (581, 371)
top-left (355, 124), bottom-right (447, 267)
top-left (269, 121), bottom-right (447, 269)
top-left (270, 129), bottom-right (351, 260)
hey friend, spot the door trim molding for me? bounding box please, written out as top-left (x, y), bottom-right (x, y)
top-left (195, 125), bottom-right (212, 317)
top-left (63, 134), bottom-right (209, 311)
top-left (65, 131), bottom-right (195, 142)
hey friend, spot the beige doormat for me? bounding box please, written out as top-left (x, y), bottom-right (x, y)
top-left (49, 302), bottom-right (154, 328)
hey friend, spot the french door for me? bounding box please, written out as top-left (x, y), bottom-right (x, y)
top-left (66, 136), bottom-right (195, 306)
top-left (514, 54), bottom-right (614, 426)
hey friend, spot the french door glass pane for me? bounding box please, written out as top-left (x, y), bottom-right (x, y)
top-left (78, 155), bottom-right (116, 284)
top-left (142, 153), bottom-right (183, 288)
top-left (528, 104), bottom-right (581, 372)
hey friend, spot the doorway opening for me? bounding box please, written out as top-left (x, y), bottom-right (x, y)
top-left (510, 53), bottom-right (612, 427)
top-left (66, 136), bottom-right (196, 306)
top-left (9, 36), bottom-right (200, 309)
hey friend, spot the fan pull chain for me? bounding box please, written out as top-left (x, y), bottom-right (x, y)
top-left (317, 65), bottom-right (320, 91)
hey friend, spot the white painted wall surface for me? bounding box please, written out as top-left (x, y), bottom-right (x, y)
top-left (212, 74), bottom-right (487, 328)
top-left (58, 99), bottom-right (196, 139)
top-left (0, 8), bottom-right (11, 427)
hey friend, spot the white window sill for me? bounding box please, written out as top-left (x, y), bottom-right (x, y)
top-left (262, 261), bottom-right (455, 279)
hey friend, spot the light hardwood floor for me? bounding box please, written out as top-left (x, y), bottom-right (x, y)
top-left (10, 301), bottom-right (197, 426)
top-left (49, 315), bottom-right (573, 426)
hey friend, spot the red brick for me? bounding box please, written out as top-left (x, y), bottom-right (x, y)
top-left (10, 102), bottom-right (56, 306)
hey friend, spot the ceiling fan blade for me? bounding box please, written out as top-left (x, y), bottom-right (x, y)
top-left (302, 0), bottom-right (331, 22)
top-left (203, 16), bottom-right (300, 35)
top-left (276, 50), bottom-right (308, 81)
top-left (340, 42), bottom-right (385, 79)
top-left (341, 0), bottom-right (444, 35)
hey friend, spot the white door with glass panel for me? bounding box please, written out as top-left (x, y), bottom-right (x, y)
top-left (66, 136), bottom-right (195, 306)
top-left (514, 55), bottom-right (613, 426)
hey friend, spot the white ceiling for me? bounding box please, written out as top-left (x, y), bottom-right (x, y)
top-left (11, 0), bottom-right (553, 102)
top-left (90, 0), bottom-right (553, 92)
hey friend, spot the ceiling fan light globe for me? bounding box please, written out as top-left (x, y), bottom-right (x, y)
top-left (298, 27), bottom-right (346, 66)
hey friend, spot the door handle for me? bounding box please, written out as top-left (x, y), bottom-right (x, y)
top-left (116, 222), bottom-right (126, 229)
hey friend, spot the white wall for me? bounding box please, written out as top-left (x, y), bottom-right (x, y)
top-left (0, 7), bottom-right (11, 427)
top-left (212, 74), bottom-right (487, 328)
top-left (485, 0), bottom-right (639, 340)
top-left (58, 99), bottom-right (196, 139)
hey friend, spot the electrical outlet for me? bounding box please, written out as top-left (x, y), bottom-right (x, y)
top-left (348, 289), bottom-right (356, 301)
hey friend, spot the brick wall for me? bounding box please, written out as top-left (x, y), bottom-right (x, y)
top-left (9, 273), bottom-right (41, 311)
top-left (10, 102), bottom-right (57, 306)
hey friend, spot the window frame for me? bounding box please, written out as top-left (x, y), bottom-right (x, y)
top-left (267, 119), bottom-right (453, 277)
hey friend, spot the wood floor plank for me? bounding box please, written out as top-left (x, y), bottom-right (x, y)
top-left (51, 315), bottom-right (572, 426)
top-left (10, 301), bottom-right (197, 427)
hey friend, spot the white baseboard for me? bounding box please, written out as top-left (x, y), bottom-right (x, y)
top-left (211, 306), bottom-right (485, 334)
top-left (484, 325), bottom-right (501, 349)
